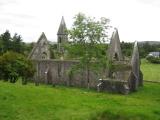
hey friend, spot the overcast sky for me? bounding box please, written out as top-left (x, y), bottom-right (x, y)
top-left (0, 0), bottom-right (160, 42)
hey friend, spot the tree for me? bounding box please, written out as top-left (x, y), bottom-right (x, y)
top-left (121, 41), bottom-right (133, 57)
top-left (0, 30), bottom-right (28, 55)
top-left (68, 13), bottom-right (110, 88)
top-left (146, 55), bottom-right (160, 64)
top-left (0, 51), bottom-right (35, 84)
top-left (0, 30), bottom-right (11, 54)
top-left (12, 33), bottom-right (24, 53)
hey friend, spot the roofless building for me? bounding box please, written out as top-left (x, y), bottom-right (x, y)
top-left (28, 17), bottom-right (143, 94)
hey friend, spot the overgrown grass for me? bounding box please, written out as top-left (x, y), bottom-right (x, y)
top-left (141, 59), bottom-right (160, 82)
top-left (0, 81), bottom-right (160, 120)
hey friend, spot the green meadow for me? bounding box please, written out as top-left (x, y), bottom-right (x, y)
top-left (0, 81), bottom-right (160, 120)
top-left (141, 59), bottom-right (160, 82)
top-left (0, 58), bottom-right (160, 120)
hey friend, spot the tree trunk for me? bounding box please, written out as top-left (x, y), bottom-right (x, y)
top-left (87, 66), bottom-right (90, 89)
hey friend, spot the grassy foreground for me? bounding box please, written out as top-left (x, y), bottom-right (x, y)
top-left (0, 81), bottom-right (160, 120)
top-left (141, 59), bottom-right (160, 82)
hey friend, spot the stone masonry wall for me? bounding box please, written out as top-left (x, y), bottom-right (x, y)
top-left (35, 60), bottom-right (100, 89)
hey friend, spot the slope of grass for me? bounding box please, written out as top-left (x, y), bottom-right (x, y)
top-left (141, 59), bottom-right (160, 82)
top-left (0, 81), bottom-right (160, 120)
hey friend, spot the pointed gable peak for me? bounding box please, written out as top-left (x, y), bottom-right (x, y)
top-left (111, 28), bottom-right (119, 38)
top-left (41, 32), bottom-right (46, 38)
top-left (61, 16), bottom-right (65, 25)
top-left (37, 32), bottom-right (47, 44)
top-left (28, 32), bottom-right (49, 59)
top-left (41, 32), bottom-right (45, 36)
top-left (57, 16), bottom-right (67, 35)
top-left (109, 27), bottom-right (123, 60)
top-left (132, 41), bottom-right (139, 58)
top-left (110, 28), bottom-right (121, 47)
top-left (133, 41), bottom-right (138, 49)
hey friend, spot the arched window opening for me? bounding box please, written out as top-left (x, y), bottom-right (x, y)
top-left (114, 53), bottom-right (118, 61)
top-left (42, 52), bottom-right (47, 59)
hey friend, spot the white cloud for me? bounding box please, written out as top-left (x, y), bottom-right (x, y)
top-left (0, 0), bottom-right (160, 42)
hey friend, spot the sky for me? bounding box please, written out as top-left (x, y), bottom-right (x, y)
top-left (0, 0), bottom-right (160, 43)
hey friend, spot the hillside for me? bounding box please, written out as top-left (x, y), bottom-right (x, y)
top-left (0, 81), bottom-right (160, 120)
top-left (138, 41), bottom-right (160, 46)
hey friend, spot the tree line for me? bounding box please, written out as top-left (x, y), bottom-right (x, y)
top-left (0, 30), bottom-right (35, 84)
top-left (121, 41), bottom-right (160, 58)
top-left (0, 30), bottom-right (34, 56)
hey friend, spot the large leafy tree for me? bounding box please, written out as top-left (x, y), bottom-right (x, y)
top-left (0, 51), bottom-right (35, 84)
top-left (68, 13), bottom-right (110, 88)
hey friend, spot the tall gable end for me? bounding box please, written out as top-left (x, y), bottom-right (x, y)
top-left (108, 28), bottom-right (123, 61)
top-left (131, 41), bottom-right (140, 90)
top-left (28, 32), bottom-right (50, 60)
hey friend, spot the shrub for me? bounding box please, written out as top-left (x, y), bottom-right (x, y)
top-left (0, 51), bottom-right (35, 83)
top-left (146, 56), bottom-right (160, 64)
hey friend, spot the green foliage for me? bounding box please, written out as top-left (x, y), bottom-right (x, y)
top-left (121, 41), bottom-right (133, 57)
top-left (139, 42), bottom-right (160, 58)
top-left (146, 56), bottom-right (160, 64)
top-left (121, 41), bottom-right (160, 58)
top-left (67, 13), bottom-right (110, 87)
top-left (0, 30), bottom-right (33, 56)
top-left (0, 81), bottom-right (160, 120)
top-left (23, 42), bottom-right (35, 56)
top-left (69, 13), bottom-right (109, 43)
top-left (12, 33), bottom-right (24, 53)
top-left (0, 30), bottom-right (11, 54)
top-left (0, 51), bottom-right (35, 83)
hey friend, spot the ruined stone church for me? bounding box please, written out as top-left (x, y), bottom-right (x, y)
top-left (28, 17), bottom-right (143, 94)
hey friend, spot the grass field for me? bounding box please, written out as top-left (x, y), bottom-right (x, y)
top-left (141, 59), bottom-right (160, 82)
top-left (0, 81), bottom-right (160, 120)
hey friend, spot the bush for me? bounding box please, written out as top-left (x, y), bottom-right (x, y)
top-left (146, 56), bottom-right (160, 64)
top-left (0, 51), bottom-right (35, 83)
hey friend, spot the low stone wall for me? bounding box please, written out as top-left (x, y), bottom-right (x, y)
top-left (97, 79), bottom-right (129, 94)
top-left (34, 60), bottom-right (100, 89)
